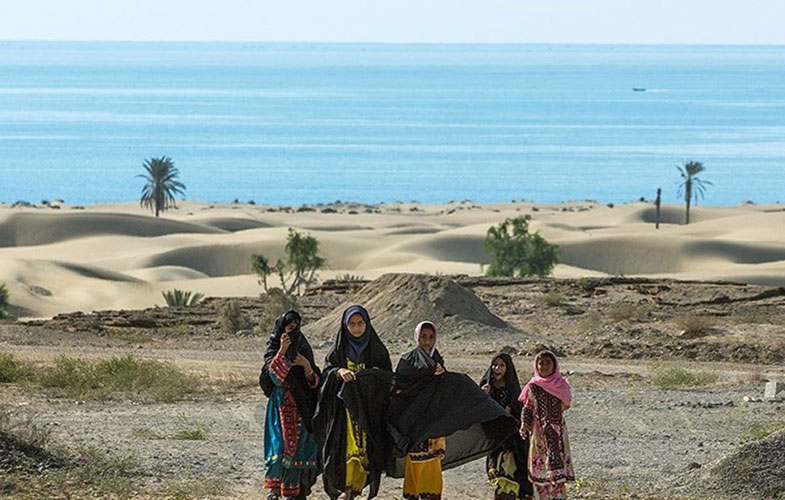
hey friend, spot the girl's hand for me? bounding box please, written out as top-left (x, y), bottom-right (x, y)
top-left (294, 354), bottom-right (313, 374)
top-left (481, 383), bottom-right (491, 393)
top-left (278, 333), bottom-right (291, 355)
top-left (434, 363), bottom-right (445, 375)
top-left (519, 422), bottom-right (528, 438)
top-left (337, 368), bottom-right (356, 383)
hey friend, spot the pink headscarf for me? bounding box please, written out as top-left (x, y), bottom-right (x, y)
top-left (518, 350), bottom-right (572, 408)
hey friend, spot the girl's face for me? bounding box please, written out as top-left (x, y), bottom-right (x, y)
top-left (491, 357), bottom-right (507, 381)
top-left (537, 354), bottom-right (556, 377)
top-left (284, 321), bottom-right (298, 333)
top-left (346, 313), bottom-right (367, 338)
top-left (417, 326), bottom-right (436, 351)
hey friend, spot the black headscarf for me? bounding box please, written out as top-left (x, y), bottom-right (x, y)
top-left (324, 305), bottom-right (391, 371)
top-left (479, 352), bottom-right (532, 497)
top-left (479, 352), bottom-right (523, 419)
top-left (258, 310), bottom-right (321, 431)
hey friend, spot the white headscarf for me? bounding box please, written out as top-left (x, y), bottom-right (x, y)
top-left (414, 321), bottom-right (438, 357)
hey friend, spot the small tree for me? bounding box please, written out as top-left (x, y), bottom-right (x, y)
top-left (0, 283), bottom-right (11, 319)
top-left (162, 289), bottom-right (204, 307)
top-left (252, 254), bottom-right (273, 292)
top-left (483, 215), bottom-right (559, 277)
top-left (677, 160), bottom-right (712, 225)
top-left (138, 156), bottom-right (186, 217)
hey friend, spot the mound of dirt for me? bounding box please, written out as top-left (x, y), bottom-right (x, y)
top-left (700, 429), bottom-right (785, 498)
top-left (308, 273), bottom-right (510, 344)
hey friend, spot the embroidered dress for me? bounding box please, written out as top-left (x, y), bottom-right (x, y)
top-left (264, 352), bottom-right (319, 497)
top-left (344, 359), bottom-right (370, 495)
top-left (522, 385), bottom-right (574, 500)
top-left (403, 437), bottom-right (445, 500)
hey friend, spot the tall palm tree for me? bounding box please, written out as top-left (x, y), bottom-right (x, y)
top-left (138, 157), bottom-right (186, 217)
top-left (677, 160), bottom-right (712, 225)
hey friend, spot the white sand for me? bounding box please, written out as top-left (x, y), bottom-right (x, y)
top-left (1, 200), bottom-right (784, 318)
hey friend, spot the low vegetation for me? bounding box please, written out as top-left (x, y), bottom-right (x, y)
top-left (162, 289), bottom-right (204, 307)
top-left (0, 282), bottom-right (13, 320)
top-left (648, 362), bottom-right (718, 388)
top-left (0, 353), bottom-right (202, 402)
top-left (537, 291), bottom-right (566, 307)
top-left (217, 300), bottom-right (253, 334)
top-left (675, 313), bottom-right (716, 338)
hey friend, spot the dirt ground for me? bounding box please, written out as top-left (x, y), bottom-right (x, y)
top-left (2, 276), bottom-right (785, 499)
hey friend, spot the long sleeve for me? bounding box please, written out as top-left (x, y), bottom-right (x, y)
top-left (522, 396), bottom-right (535, 433)
top-left (269, 352), bottom-right (291, 386)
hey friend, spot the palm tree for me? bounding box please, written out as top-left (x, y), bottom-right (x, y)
top-left (138, 157), bottom-right (186, 217)
top-left (677, 160), bottom-right (712, 225)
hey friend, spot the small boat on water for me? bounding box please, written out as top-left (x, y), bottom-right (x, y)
top-left (632, 87), bottom-right (646, 92)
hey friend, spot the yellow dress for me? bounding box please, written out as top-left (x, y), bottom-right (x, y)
top-left (403, 437), bottom-right (445, 499)
top-left (345, 359), bottom-right (370, 494)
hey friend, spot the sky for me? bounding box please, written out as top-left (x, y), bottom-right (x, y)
top-left (1, 0), bottom-right (784, 44)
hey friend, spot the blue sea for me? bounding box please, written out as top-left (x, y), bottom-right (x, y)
top-left (1, 42), bottom-right (784, 206)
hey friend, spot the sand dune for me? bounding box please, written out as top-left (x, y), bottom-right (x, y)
top-left (1, 200), bottom-right (784, 318)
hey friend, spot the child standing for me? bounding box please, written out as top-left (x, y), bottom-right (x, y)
top-left (518, 351), bottom-right (574, 500)
top-left (312, 305), bottom-right (393, 500)
top-left (397, 321), bottom-right (446, 500)
top-left (480, 353), bottom-right (533, 499)
top-left (259, 311), bottom-right (321, 500)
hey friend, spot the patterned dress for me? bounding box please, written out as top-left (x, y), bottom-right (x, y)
top-left (264, 352), bottom-right (319, 498)
top-left (403, 437), bottom-right (446, 500)
top-left (487, 386), bottom-right (532, 499)
top-left (344, 359), bottom-right (370, 495)
top-left (522, 385), bottom-right (574, 500)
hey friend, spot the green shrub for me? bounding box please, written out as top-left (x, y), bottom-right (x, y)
top-left (37, 355), bottom-right (201, 402)
top-left (649, 362), bottom-right (717, 388)
top-left (0, 353), bottom-right (35, 383)
top-left (676, 314), bottom-right (716, 338)
top-left (162, 289), bottom-right (204, 307)
top-left (483, 216), bottom-right (559, 277)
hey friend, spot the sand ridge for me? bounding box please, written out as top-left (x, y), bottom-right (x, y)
top-left (1, 200), bottom-right (784, 318)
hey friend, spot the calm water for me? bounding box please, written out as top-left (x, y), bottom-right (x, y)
top-left (1, 42), bottom-right (784, 205)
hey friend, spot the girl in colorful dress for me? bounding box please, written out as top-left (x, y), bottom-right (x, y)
top-left (312, 305), bottom-right (393, 500)
top-left (397, 321), bottom-right (446, 500)
top-left (480, 353), bottom-right (533, 500)
top-left (259, 310), bottom-right (321, 500)
top-left (519, 351), bottom-right (574, 500)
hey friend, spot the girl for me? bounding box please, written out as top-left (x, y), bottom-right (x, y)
top-left (312, 305), bottom-right (392, 500)
top-left (519, 351), bottom-right (574, 500)
top-left (259, 310), bottom-right (321, 500)
top-left (397, 321), bottom-right (446, 500)
top-left (480, 353), bottom-right (533, 500)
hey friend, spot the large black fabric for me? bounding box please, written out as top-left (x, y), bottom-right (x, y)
top-left (312, 305), bottom-right (393, 500)
top-left (480, 353), bottom-right (533, 497)
top-left (258, 310), bottom-right (321, 432)
top-left (386, 348), bottom-right (517, 478)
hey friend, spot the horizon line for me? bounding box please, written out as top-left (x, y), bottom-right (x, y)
top-left (3, 39), bottom-right (785, 47)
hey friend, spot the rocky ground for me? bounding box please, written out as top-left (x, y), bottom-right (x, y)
top-left (2, 275), bottom-right (785, 499)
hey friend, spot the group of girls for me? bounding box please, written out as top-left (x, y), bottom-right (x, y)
top-left (260, 306), bottom-right (574, 500)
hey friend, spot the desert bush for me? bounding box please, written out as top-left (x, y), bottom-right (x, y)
top-left (649, 362), bottom-right (718, 388)
top-left (163, 477), bottom-right (228, 500)
top-left (217, 300), bottom-right (253, 334)
top-left (172, 414), bottom-right (208, 441)
top-left (162, 289), bottom-right (204, 307)
top-left (484, 215), bottom-right (559, 277)
top-left (36, 355), bottom-right (201, 402)
top-left (537, 291), bottom-right (565, 307)
top-left (676, 314), bottom-right (716, 338)
top-left (607, 302), bottom-right (649, 322)
top-left (0, 353), bottom-right (35, 383)
top-left (0, 282), bottom-right (12, 319)
top-left (256, 288), bottom-right (298, 334)
top-left (334, 273), bottom-right (365, 283)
